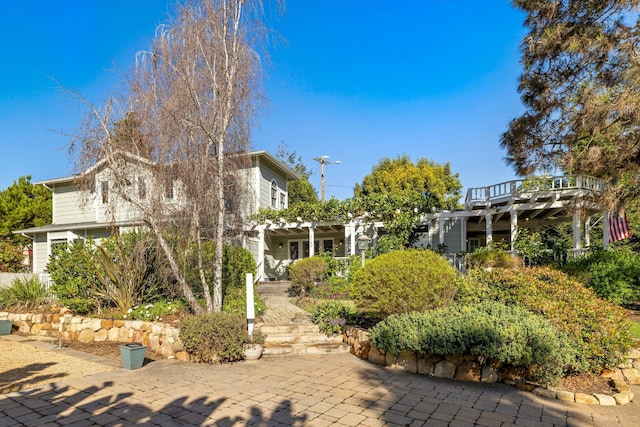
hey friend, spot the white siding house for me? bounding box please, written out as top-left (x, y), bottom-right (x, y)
top-left (15, 151), bottom-right (298, 276)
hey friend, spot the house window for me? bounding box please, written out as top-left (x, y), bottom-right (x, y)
top-left (288, 239), bottom-right (334, 259)
top-left (303, 241), bottom-right (321, 257)
top-left (271, 180), bottom-right (278, 208)
top-left (289, 241), bottom-right (299, 260)
top-left (164, 179), bottom-right (174, 200)
top-left (138, 177), bottom-right (146, 200)
top-left (50, 238), bottom-right (69, 259)
top-left (101, 181), bottom-right (109, 204)
top-left (280, 192), bottom-right (286, 209)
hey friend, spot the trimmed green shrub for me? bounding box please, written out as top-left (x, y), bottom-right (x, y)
top-left (48, 239), bottom-right (101, 313)
top-left (370, 301), bottom-right (575, 385)
top-left (179, 312), bottom-right (248, 363)
top-left (178, 241), bottom-right (257, 302)
top-left (350, 249), bottom-right (458, 316)
top-left (458, 267), bottom-right (632, 373)
top-left (288, 256), bottom-right (327, 296)
top-left (0, 275), bottom-right (49, 309)
top-left (223, 245), bottom-right (257, 292)
top-left (560, 249), bottom-right (640, 305)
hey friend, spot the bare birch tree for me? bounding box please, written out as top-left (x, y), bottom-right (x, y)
top-left (69, 0), bottom-right (272, 313)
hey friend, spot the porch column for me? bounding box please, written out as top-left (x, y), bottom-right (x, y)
top-left (584, 217), bottom-right (591, 248)
top-left (429, 219), bottom-right (438, 248)
top-left (572, 211), bottom-right (581, 257)
top-left (308, 225), bottom-right (315, 257)
top-left (344, 222), bottom-right (354, 256)
top-left (460, 218), bottom-right (467, 253)
top-left (485, 213), bottom-right (493, 245)
top-left (438, 217), bottom-right (445, 246)
top-left (603, 211), bottom-right (611, 249)
top-left (257, 228), bottom-right (265, 282)
top-left (509, 209), bottom-right (518, 252)
top-left (350, 223), bottom-right (356, 256)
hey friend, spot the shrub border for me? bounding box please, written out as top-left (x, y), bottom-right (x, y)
top-left (343, 326), bottom-right (639, 406)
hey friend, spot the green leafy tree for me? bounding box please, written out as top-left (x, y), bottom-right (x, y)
top-left (276, 142), bottom-right (319, 205)
top-left (502, 0), bottom-right (640, 209)
top-left (0, 176), bottom-right (52, 271)
top-left (354, 155), bottom-right (462, 247)
top-left (355, 155), bottom-right (462, 210)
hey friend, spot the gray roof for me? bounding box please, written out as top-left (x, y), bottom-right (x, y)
top-left (13, 221), bottom-right (139, 235)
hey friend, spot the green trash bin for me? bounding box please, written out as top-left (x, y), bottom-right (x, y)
top-left (0, 320), bottom-right (12, 335)
top-left (120, 343), bottom-right (147, 370)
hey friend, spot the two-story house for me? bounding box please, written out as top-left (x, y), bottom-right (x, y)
top-left (14, 150), bottom-right (299, 279)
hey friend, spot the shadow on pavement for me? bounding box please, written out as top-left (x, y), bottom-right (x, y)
top-left (1, 380), bottom-right (308, 426)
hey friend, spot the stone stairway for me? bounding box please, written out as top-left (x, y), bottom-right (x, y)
top-left (256, 281), bottom-right (350, 356)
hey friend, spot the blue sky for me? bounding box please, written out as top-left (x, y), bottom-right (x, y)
top-left (0, 1), bottom-right (527, 201)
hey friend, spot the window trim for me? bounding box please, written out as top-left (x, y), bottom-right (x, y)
top-left (288, 238), bottom-right (335, 260)
top-left (101, 181), bottom-right (109, 204)
top-left (270, 179), bottom-right (278, 208)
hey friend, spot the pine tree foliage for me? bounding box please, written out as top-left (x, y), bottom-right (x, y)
top-left (502, 0), bottom-right (640, 209)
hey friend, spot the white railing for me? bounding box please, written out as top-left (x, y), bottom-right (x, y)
top-left (465, 175), bottom-right (604, 208)
top-left (443, 253), bottom-right (466, 273)
top-left (39, 273), bottom-right (54, 294)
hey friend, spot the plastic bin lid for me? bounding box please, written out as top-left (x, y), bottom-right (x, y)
top-left (124, 343), bottom-right (144, 348)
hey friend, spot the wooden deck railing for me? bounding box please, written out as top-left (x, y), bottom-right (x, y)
top-left (465, 175), bottom-right (604, 208)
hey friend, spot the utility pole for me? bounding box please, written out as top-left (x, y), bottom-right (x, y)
top-left (313, 156), bottom-right (341, 203)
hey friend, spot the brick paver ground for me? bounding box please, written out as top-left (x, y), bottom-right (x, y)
top-left (1, 334), bottom-right (639, 426)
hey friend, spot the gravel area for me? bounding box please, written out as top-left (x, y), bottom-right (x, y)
top-left (0, 336), bottom-right (117, 394)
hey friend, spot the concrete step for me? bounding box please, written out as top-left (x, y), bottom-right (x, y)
top-left (257, 281), bottom-right (292, 297)
top-left (263, 342), bottom-right (351, 356)
top-left (265, 332), bottom-right (345, 345)
top-left (260, 324), bottom-right (320, 335)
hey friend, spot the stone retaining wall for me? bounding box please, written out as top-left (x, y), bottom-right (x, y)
top-left (0, 311), bottom-right (188, 361)
top-left (343, 326), bottom-right (639, 406)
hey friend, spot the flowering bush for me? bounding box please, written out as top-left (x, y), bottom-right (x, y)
top-left (311, 301), bottom-right (355, 335)
top-left (123, 300), bottom-right (186, 322)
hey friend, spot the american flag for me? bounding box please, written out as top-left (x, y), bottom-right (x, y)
top-left (609, 212), bottom-right (631, 243)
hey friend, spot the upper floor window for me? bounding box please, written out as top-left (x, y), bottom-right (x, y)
top-left (138, 177), bottom-right (147, 200)
top-left (101, 181), bottom-right (109, 204)
top-left (164, 179), bottom-right (174, 200)
top-left (271, 180), bottom-right (278, 208)
top-left (280, 192), bottom-right (286, 209)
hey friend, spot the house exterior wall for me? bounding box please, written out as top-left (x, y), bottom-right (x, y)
top-left (33, 234), bottom-right (48, 273)
top-left (27, 152), bottom-right (297, 276)
top-left (443, 219), bottom-right (463, 253)
top-left (52, 183), bottom-right (94, 224)
top-left (94, 168), bottom-right (145, 224)
top-left (257, 162), bottom-right (288, 210)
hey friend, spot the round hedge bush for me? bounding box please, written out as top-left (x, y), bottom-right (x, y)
top-left (350, 249), bottom-right (458, 316)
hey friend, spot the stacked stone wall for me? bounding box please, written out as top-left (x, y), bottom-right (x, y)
top-left (0, 311), bottom-right (188, 360)
top-left (343, 326), bottom-right (639, 406)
